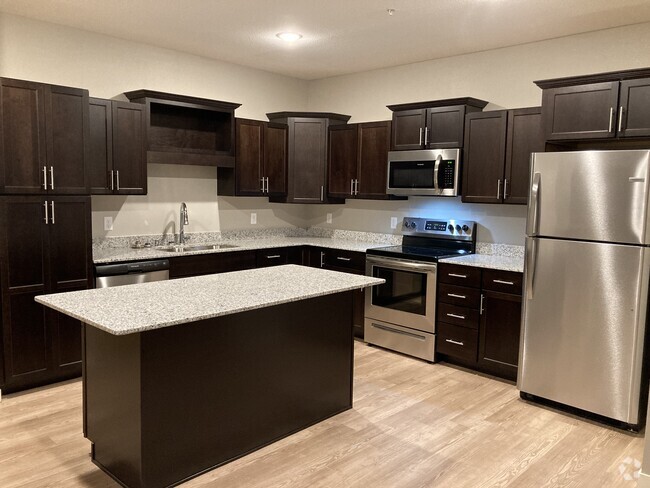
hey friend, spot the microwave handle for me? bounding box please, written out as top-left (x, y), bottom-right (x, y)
top-left (433, 154), bottom-right (441, 192)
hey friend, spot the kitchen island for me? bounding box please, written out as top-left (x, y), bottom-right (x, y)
top-left (36, 265), bottom-right (383, 488)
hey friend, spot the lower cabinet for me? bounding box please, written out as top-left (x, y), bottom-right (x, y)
top-left (436, 263), bottom-right (522, 381)
top-left (255, 247), bottom-right (302, 268)
top-left (169, 250), bottom-right (256, 279)
top-left (0, 196), bottom-right (92, 393)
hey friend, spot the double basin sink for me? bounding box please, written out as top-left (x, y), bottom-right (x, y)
top-left (158, 243), bottom-right (239, 253)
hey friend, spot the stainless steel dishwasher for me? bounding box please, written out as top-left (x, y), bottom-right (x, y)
top-left (95, 259), bottom-right (170, 288)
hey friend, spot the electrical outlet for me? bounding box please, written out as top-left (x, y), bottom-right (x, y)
top-left (390, 217), bottom-right (398, 229)
top-left (250, 212), bottom-right (257, 225)
top-left (104, 216), bottom-right (113, 231)
top-left (326, 213), bottom-right (332, 224)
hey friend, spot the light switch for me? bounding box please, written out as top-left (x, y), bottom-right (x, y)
top-left (390, 217), bottom-right (398, 229)
top-left (104, 216), bottom-right (113, 231)
top-left (326, 213), bottom-right (332, 224)
top-left (250, 213), bottom-right (257, 225)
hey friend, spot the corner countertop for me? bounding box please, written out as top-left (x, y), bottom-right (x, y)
top-left (36, 265), bottom-right (384, 336)
top-left (438, 254), bottom-right (524, 273)
top-left (93, 237), bottom-right (394, 264)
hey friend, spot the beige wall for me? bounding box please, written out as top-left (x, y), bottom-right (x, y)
top-left (0, 12), bottom-right (309, 238)
top-left (304, 22), bottom-right (650, 244)
top-left (3, 13), bottom-right (650, 243)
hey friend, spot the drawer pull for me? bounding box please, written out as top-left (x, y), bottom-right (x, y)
top-left (336, 257), bottom-right (352, 261)
top-left (448, 273), bottom-right (467, 278)
top-left (493, 279), bottom-right (515, 285)
top-left (446, 313), bottom-right (466, 320)
top-left (445, 339), bottom-right (464, 346)
top-left (266, 255), bottom-right (282, 259)
top-left (447, 293), bottom-right (466, 299)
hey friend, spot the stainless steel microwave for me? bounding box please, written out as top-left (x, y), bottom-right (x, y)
top-left (386, 148), bottom-right (460, 196)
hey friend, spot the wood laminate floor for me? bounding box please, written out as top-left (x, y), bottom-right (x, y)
top-left (0, 341), bottom-right (644, 487)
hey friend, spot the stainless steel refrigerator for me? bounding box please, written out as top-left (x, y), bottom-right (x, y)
top-left (518, 149), bottom-right (650, 428)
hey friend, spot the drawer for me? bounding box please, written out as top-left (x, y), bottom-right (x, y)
top-left (437, 283), bottom-right (481, 308)
top-left (255, 248), bottom-right (289, 267)
top-left (437, 302), bottom-right (479, 329)
top-left (482, 269), bottom-right (523, 295)
top-left (437, 322), bottom-right (478, 363)
top-left (365, 318), bottom-right (434, 362)
top-left (322, 249), bottom-right (365, 273)
top-left (438, 263), bottom-right (481, 287)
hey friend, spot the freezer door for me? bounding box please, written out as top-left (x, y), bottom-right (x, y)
top-left (527, 150), bottom-right (650, 245)
top-left (519, 237), bottom-right (650, 424)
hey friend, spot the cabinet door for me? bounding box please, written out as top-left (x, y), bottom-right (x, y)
top-left (462, 111), bottom-right (507, 203)
top-left (45, 85), bottom-right (89, 194)
top-left (391, 109), bottom-right (426, 150)
top-left (288, 118), bottom-right (328, 203)
top-left (542, 82), bottom-right (618, 140)
top-left (49, 292), bottom-right (84, 378)
top-left (478, 290), bottom-right (522, 381)
top-left (0, 79), bottom-right (47, 194)
top-left (357, 121), bottom-right (391, 199)
top-left (112, 101), bottom-right (146, 194)
top-left (88, 98), bottom-right (113, 194)
top-left (0, 197), bottom-right (51, 390)
top-left (504, 107), bottom-right (544, 205)
top-left (426, 105), bottom-right (465, 148)
top-left (328, 124), bottom-right (358, 198)
top-left (264, 123), bottom-right (287, 196)
top-left (618, 78), bottom-right (650, 138)
top-left (235, 118), bottom-right (264, 196)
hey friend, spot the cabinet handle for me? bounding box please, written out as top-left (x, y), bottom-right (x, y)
top-left (116, 170), bottom-right (120, 191)
top-left (265, 177), bottom-right (269, 193)
top-left (320, 185), bottom-right (324, 202)
top-left (261, 177), bottom-right (265, 193)
top-left (355, 179), bottom-right (359, 195)
top-left (336, 256), bottom-right (352, 261)
top-left (266, 255), bottom-right (282, 259)
top-left (43, 201), bottom-right (49, 224)
top-left (480, 293), bottom-right (485, 315)
top-left (419, 128), bottom-right (423, 146)
top-left (350, 179), bottom-right (354, 195)
top-left (445, 339), bottom-right (464, 346)
top-left (110, 170), bottom-right (115, 191)
top-left (42, 166), bottom-right (48, 190)
top-left (618, 106), bottom-right (624, 132)
top-left (50, 201), bottom-right (55, 224)
top-left (608, 107), bottom-right (614, 133)
top-left (447, 293), bottom-right (466, 299)
top-left (448, 273), bottom-right (467, 278)
top-left (320, 251), bottom-right (325, 268)
top-left (49, 166), bottom-right (54, 190)
top-left (424, 127), bottom-right (429, 146)
top-left (446, 313), bottom-right (466, 320)
top-left (493, 279), bottom-right (515, 285)
top-left (503, 179), bottom-right (509, 200)
top-left (496, 179), bottom-right (502, 199)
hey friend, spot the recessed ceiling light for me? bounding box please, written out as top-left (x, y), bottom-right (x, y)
top-left (276, 32), bottom-right (303, 42)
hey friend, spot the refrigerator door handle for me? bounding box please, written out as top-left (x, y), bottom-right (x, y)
top-left (527, 172), bottom-right (541, 236)
top-left (526, 238), bottom-right (537, 300)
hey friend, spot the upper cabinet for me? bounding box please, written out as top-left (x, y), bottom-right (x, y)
top-left (462, 107), bottom-right (543, 204)
top-left (328, 121), bottom-right (393, 199)
top-left (536, 68), bottom-right (650, 141)
top-left (266, 112), bottom-right (350, 204)
top-left (88, 98), bottom-right (147, 195)
top-left (229, 118), bottom-right (287, 197)
top-left (0, 78), bottom-right (89, 195)
top-left (124, 90), bottom-right (240, 167)
top-left (387, 98), bottom-right (488, 151)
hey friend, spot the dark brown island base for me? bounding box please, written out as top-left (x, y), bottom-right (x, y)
top-left (36, 265), bottom-right (383, 488)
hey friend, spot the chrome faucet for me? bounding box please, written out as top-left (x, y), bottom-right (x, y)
top-left (179, 202), bottom-right (189, 245)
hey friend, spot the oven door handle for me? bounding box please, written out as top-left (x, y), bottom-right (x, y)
top-left (366, 255), bottom-right (437, 273)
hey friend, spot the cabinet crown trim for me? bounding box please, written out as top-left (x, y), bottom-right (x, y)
top-left (386, 97), bottom-right (489, 112)
top-left (266, 111), bottom-right (351, 122)
top-left (534, 67), bottom-right (650, 89)
top-left (124, 89), bottom-right (241, 111)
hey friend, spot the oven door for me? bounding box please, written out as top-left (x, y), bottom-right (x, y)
top-left (365, 255), bottom-right (437, 333)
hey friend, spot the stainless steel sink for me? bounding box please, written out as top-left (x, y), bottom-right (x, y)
top-left (159, 243), bottom-right (239, 253)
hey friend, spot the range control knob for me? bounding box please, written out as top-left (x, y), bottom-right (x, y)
top-left (403, 221), bottom-right (409, 228)
top-left (448, 224), bottom-right (454, 232)
top-left (410, 221), bottom-right (417, 229)
top-left (462, 224), bottom-right (470, 232)
top-left (455, 225), bottom-right (462, 232)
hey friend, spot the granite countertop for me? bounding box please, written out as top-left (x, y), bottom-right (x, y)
top-left (438, 254), bottom-right (524, 273)
top-left (93, 236), bottom-right (394, 264)
top-left (36, 265), bottom-right (384, 336)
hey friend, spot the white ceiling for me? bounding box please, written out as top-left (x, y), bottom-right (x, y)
top-left (2, 0), bottom-right (650, 80)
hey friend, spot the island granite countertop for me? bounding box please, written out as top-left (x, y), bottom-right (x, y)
top-left (36, 265), bottom-right (384, 335)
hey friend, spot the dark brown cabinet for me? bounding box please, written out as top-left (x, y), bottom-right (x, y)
top-left (387, 98), bottom-right (488, 151)
top-left (462, 107), bottom-right (543, 204)
top-left (233, 118), bottom-right (287, 197)
top-left (255, 247), bottom-right (302, 268)
top-left (0, 78), bottom-right (89, 195)
top-left (0, 196), bottom-right (92, 393)
top-left (328, 121), bottom-right (392, 199)
top-left (536, 68), bottom-right (650, 141)
top-left (436, 263), bottom-right (522, 381)
top-left (168, 250), bottom-right (256, 279)
top-left (266, 112), bottom-right (350, 204)
top-left (88, 98), bottom-right (146, 195)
